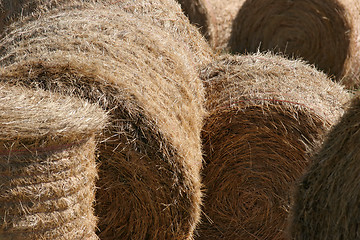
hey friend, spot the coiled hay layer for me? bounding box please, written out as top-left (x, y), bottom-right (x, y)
top-left (0, 84), bottom-right (107, 239)
top-left (198, 53), bottom-right (349, 239)
top-left (290, 93), bottom-right (360, 239)
top-left (0, 0), bottom-right (213, 67)
top-left (113, 0), bottom-right (213, 67)
top-left (229, 0), bottom-right (360, 89)
top-left (0, 2), bottom-right (207, 239)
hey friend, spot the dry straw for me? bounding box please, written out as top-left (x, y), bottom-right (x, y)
top-left (0, 1), bottom-right (209, 239)
top-left (175, 0), bottom-right (215, 41)
top-left (175, 0), bottom-right (244, 51)
top-left (229, 0), bottom-right (360, 89)
top-left (0, 84), bottom-right (107, 239)
top-left (289, 93), bottom-right (360, 239)
top-left (0, 0), bottom-right (213, 67)
top-left (206, 0), bottom-right (245, 50)
top-left (198, 53), bottom-right (349, 239)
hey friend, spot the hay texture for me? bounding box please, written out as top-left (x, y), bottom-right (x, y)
top-left (0, 0), bottom-right (77, 35)
top-left (207, 0), bottom-right (245, 51)
top-left (113, 0), bottom-right (213, 67)
top-left (0, 0), bottom-right (213, 67)
top-left (289, 93), bottom-right (360, 239)
top-left (229, 0), bottom-right (360, 89)
top-left (198, 53), bottom-right (349, 239)
top-left (0, 2), bottom-right (207, 239)
top-left (0, 84), bottom-right (107, 239)
top-left (175, 0), bottom-right (244, 51)
top-left (175, 0), bottom-right (215, 41)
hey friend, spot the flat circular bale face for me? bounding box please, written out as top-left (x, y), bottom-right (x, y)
top-left (229, 0), bottom-right (351, 82)
top-left (199, 104), bottom-right (325, 239)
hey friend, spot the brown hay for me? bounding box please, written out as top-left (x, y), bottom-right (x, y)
top-left (197, 53), bottom-right (349, 239)
top-left (289, 93), bottom-right (360, 239)
top-left (0, 84), bottom-right (107, 239)
top-left (229, 0), bottom-right (360, 89)
top-left (0, 2), bottom-right (207, 239)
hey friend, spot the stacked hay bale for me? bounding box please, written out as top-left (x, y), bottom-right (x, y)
top-left (289, 93), bottom-right (360, 239)
top-left (175, 0), bottom-right (214, 41)
top-left (0, 0), bottom-right (210, 239)
top-left (175, 0), bottom-right (244, 51)
top-left (0, 84), bottom-right (107, 239)
top-left (198, 53), bottom-right (349, 239)
top-left (114, 0), bottom-right (213, 67)
top-left (175, 0), bottom-right (207, 33)
top-left (229, 0), bottom-right (360, 89)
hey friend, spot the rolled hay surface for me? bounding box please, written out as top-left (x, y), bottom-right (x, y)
top-left (198, 53), bottom-right (349, 239)
top-left (0, 0), bottom-right (213, 68)
top-left (0, 0), bottom-right (81, 35)
top-left (229, 0), bottom-right (360, 89)
top-left (289, 93), bottom-right (360, 239)
top-left (0, 3), bottom-right (206, 240)
top-left (112, 0), bottom-right (214, 67)
top-left (0, 84), bottom-right (107, 239)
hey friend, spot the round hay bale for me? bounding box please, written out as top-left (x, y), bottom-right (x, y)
top-left (197, 53), bottom-right (349, 239)
top-left (113, 0), bottom-right (214, 67)
top-left (175, 0), bottom-right (215, 41)
top-left (289, 93), bottom-right (360, 239)
top-left (206, 0), bottom-right (245, 51)
top-left (0, 0), bottom-right (78, 35)
top-left (0, 0), bottom-right (213, 68)
top-left (0, 84), bottom-right (107, 239)
top-left (229, 0), bottom-right (360, 89)
top-left (175, 0), bottom-right (245, 51)
top-left (0, 2), bottom-right (206, 239)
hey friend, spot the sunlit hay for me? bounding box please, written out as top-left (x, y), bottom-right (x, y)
top-left (289, 93), bottom-right (360, 239)
top-left (0, 0), bottom-right (213, 68)
top-left (175, 0), bottom-right (215, 41)
top-left (113, 0), bottom-right (214, 67)
top-left (0, 3), bottom-right (206, 239)
top-left (197, 53), bottom-right (349, 239)
top-left (0, 84), bottom-right (107, 239)
top-left (229, 0), bottom-right (360, 89)
top-left (206, 0), bottom-right (245, 50)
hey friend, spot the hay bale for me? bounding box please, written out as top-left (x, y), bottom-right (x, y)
top-left (175, 0), bottom-right (244, 51)
top-left (289, 93), bottom-right (360, 239)
top-left (0, 0), bottom-right (77, 35)
top-left (229, 0), bottom-right (360, 89)
top-left (175, 0), bottom-right (215, 41)
top-left (0, 2), bottom-right (206, 239)
top-left (0, 0), bottom-right (213, 68)
top-left (113, 0), bottom-right (214, 67)
top-left (207, 0), bottom-right (245, 51)
top-left (0, 84), bottom-right (107, 239)
top-left (197, 53), bottom-right (349, 239)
